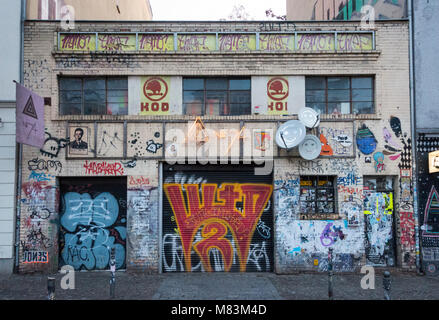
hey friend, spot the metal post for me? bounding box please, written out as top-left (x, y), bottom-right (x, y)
top-left (109, 247), bottom-right (116, 299)
top-left (328, 248), bottom-right (333, 300)
top-left (47, 277), bottom-right (55, 300)
top-left (383, 271), bottom-right (391, 300)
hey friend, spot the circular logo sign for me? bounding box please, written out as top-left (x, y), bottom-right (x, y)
top-left (267, 77), bottom-right (289, 101)
top-left (143, 77), bottom-right (168, 102)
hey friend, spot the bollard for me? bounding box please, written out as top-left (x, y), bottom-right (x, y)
top-left (109, 247), bottom-right (116, 299)
top-left (47, 277), bottom-right (55, 300)
top-left (328, 248), bottom-right (334, 300)
top-left (383, 271), bottom-right (391, 300)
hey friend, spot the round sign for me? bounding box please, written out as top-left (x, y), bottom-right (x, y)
top-left (298, 107), bottom-right (320, 128)
top-left (299, 135), bottom-right (322, 160)
top-left (143, 77), bottom-right (168, 102)
top-left (275, 120), bottom-right (306, 149)
top-left (267, 77), bottom-right (289, 101)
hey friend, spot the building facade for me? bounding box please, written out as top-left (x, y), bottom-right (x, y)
top-left (0, 0), bottom-right (23, 274)
top-left (26, 0), bottom-right (153, 21)
top-left (18, 20), bottom-right (416, 274)
top-left (413, 0), bottom-right (439, 275)
top-left (287, 0), bottom-right (407, 21)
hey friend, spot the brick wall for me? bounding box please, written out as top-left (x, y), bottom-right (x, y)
top-left (19, 20), bottom-right (413, 273)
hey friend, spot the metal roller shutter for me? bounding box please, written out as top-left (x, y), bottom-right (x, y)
top-left (59, 177), bottom-right (127, 271)
top-left (162, 164), bottom-right (273, 272)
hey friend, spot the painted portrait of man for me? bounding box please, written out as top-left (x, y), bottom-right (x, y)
top-left (69, 126), bottom-right (89, 156)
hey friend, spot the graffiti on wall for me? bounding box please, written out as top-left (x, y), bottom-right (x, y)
top-left (319, 126), bottom-right (353, 156)
top-left (163, 171), bottom-right (273, 272)
top-left (363, 191), bottom-right (395, 266)
top-left (356, 124), bottom-right (377, 155)
top-left (40, 131), bottom-right (69, 158)
top-left (59, 182), bottom-right (127, 271)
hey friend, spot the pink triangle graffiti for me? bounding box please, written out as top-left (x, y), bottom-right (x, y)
top-left (423, 185), bottom-right (439, 237)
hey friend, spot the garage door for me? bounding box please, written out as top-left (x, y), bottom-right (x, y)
top-left (59, 177), bottom-right (127, 271)
top-left (162, 165), bottom-right (273, 272)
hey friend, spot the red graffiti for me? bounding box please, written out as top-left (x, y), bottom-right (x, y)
top-left (129, 176), bottom-right (150, 186)
top-left (139, 34), bottom-right (171, 51)
top-left (61, 34), bottom-right (92, 50)
top-left (219, 34), bottom-right (251, 51)
top-left (164, 183), bottom-right (272, 272)
top-left (98, 34), bottom-right (130, 51)
top-left (400, 211), bottom-right (415, 248)
top-left (83, 161), bottom-right (124, 176)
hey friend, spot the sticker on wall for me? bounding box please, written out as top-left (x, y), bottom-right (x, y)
top-left (267, 77), bottom-right (289, 115)
top-left (429, 150), bottom-right (439, 173)
top-left (373, 152), bottom-right (385, 172)
top-left (356, 124), bottom-right (377, 155)
top-left (319, 134), bottom-right (333, 156)
top-left (140, 76), bottom-right (171, 115)
top-left (254, 130), bottom-right (272, 152)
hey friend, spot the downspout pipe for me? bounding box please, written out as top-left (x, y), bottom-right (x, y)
top-left (14, 0), bottom-right (26, 272)
top-left (407, 0), bottom-right (422, 275)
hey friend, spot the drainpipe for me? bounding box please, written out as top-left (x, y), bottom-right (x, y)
top-left (407, 0), bottom-right (422, 275)
top-left (14, 0), bottom-right (26, 272)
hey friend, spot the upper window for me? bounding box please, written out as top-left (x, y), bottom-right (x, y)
top-left (305, 76), bottom-right (374, 115)
top-left (59, 77), bottom-right (128, 115)
top-left (183, 78), bottom-right (251, 116)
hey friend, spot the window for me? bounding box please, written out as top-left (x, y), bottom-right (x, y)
top-left (305, 76), bottom-right (374, 115)
top-left (183, 78), bottom-right (251, 116)
top-left (300, 176), bottom-right (337, 219)
top-left (59, 77), bottom-right (128, 115)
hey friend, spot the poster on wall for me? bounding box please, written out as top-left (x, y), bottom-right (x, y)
top-left (429, 150), bottom-right (439, 173)
top-left (68, 126), bottom-right (90, 156)
top-left (140, 76), bottom-right (171, 115)
top-left (267, 77), bottom-right (289, 115)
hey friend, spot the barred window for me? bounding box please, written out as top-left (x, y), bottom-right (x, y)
top-left (305, 76), bottom-right (374, 115)
top-left (300, 176), bottom-right (337, 219)
top-left (59, 77), bottom-right (128, 115)
top-left (183, 78), bottom-right (251, 116)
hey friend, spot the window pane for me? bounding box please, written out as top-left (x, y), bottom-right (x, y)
top-left (328, 89), bottom-right (349, 102)
top-left (183, 91), bottom-right (204, 104)
top-left (229, 79), bottom-right (250, 90)
top-left (328, 102), bottom-right (350, 114)
top-left (206, 91), bottom-right (227, 102)
top-left (60, 103), bottom-right (81, 115)
top-left (306, 77), bottom-right (326, 89)
top-left (107, 90), bottom-right (128, 103)
top-left (60, 78), bottom-right (82, 91)
top-left (84, 89), bottom-right (106, 102)
top-left (107, 78), bottom-right (128, 89)
top-left (230, 91), bottom-right (251, 104)
top-left (353, 101), bottom-right (374, 114)
top-left (318, 201), bottom-right (334, 213)
top-left (184, 103), bottom-right (203, 116)
top-left (107, 103), bottom-right (128, 115)
top-left (306, 102), bottom-right (326, 114)
top-left (60, 90), bottom-right (82, 104)
top-left (84, 78), bottom-right (105, 90)
top-left (301, 201), bottom-right (315, 214)
top-left (84, 103), bottom-right (106, 115)
top-left (206, 78), bottom-right (227, 90)
top-left (352, 77), bottom-right (372, 89)
top-left (328, 77), bottom-right (349, 89)
top-left (352, 89), bottom-right (373, 102)
top-left (229, 103), bottom-right (251, 116)
top-left (183, 78), bottom-right (204, 90)
top-left (306, 90), bottom-right (326, 103)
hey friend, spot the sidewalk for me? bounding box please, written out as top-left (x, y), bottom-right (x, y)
top-left (0, 271), bottom-right (438, 300)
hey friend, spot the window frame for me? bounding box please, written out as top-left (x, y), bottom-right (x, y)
top-left (299, 175), bottom-right (339, 220)
top-left (183, 77), bottom-right (251, 116)
top-left (305, 75), bottom-right (375, 115)
top-left (59, 76), bottom-right (128, 116)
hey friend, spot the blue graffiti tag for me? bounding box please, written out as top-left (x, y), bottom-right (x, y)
top-left (60, 192), bottom-right (126, 270)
